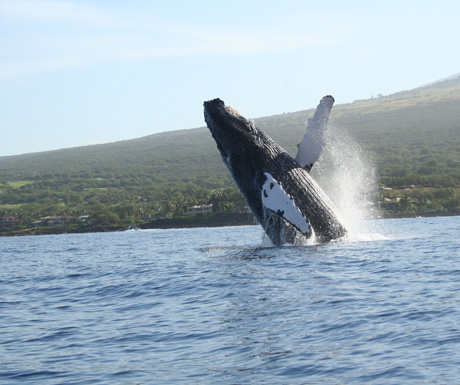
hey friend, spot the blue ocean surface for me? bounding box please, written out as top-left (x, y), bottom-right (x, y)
top-left (1, 216), bottom-right (460, 384)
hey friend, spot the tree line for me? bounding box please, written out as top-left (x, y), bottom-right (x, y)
top-left (1, 76), bottom-right (460, 231)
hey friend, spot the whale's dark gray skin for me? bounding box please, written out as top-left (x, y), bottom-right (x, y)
top-left (203, 98), bottom-right (348, 245)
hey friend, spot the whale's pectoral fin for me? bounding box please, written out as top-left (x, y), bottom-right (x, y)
top-left (295, 95), bottom-right (334, 172)
top-left (261, 172), bottom-right (311, 236)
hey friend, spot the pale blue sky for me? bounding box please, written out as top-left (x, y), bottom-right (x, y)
top-left (1, 0), bottom-right (459, 157)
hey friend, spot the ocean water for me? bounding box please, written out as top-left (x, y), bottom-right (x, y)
top-left (1, 216), bottom-right (460, 384)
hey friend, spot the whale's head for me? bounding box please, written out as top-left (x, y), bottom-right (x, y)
top-left (203, 98), bottom-right (284, 190)
top-left (204, 99), bottom-right (260, 165)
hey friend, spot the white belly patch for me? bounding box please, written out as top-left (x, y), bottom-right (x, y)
top-left (261, 172), bottom-right (310, 235)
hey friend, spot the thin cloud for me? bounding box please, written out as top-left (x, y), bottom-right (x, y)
top-left (194, 29), bottom-right (347, 55)
top-left (0, 0), bottom-right (116, 26)
top-left (0, 0), bottom-right (353, 80)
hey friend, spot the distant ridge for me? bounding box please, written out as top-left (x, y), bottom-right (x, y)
top-left (1, 72), bottom-right (459, 161)
top-left (1, 72), bottom-right (459, 226)
top-left (1, 73), bottom-right (459, 183)
top-left (420, 72), bottom-right (460, 88)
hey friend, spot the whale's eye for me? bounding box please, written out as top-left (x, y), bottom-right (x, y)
top-left (270, 183), bottom-right (274, 189)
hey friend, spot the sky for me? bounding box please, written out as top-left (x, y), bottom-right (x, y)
top-left (1, 0), bottom-right (460, 157)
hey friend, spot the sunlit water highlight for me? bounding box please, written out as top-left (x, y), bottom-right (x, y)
top-left (1, 216), bottom-right (460, 384)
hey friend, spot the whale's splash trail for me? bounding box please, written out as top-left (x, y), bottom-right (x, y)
top-left (312, 124), bottom-right (382, 241)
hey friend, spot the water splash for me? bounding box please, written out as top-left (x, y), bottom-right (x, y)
top-left (261, 230), bottom-right (317, 247)
top-left (311, 123), bottom-right (381, 241)
top-left (259, 123), bottom-right (382, 246)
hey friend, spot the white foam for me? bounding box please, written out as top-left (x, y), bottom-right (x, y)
top-left (311, 123), bottom-right (383, 241)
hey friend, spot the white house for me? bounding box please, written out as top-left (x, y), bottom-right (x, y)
top-left (184, 204), bottom-right (213, 216)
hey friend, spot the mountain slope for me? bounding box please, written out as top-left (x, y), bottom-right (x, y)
top-left (1, 74), bottom-right (459, 220)
top-left (2, 74), bottom-right (460, 181)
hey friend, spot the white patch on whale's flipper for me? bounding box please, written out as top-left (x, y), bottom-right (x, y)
top-left (295, 95), bottom-right (334, 171)
top-left (261, 172), bottom-right (310, 235)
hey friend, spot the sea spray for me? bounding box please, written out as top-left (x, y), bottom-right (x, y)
top-left (261, 124), bottom-right (379, 246)
top-left (311, 123), bottom-right (380, 240)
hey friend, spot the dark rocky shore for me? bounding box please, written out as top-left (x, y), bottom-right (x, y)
top-left (2, 211), bottom-right (457, 237)
top-left (140, 212), bottom-right (256, 230)
top-left (0, 213), bottom-right (257, 237)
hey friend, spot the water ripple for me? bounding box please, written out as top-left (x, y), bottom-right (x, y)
top-left (0, 217), bottom-right (459, 384)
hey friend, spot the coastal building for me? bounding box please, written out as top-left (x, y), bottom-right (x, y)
top-left (79, 215), bottom-right (90, 224)
top-left (47, 216), bottom-right (72, 226)
top-left (32, 216), bottom-right (73, 227)
top-left (184, 204), bottom-right (213, 216)
top-left (0, 216), bottom-right (20, 228)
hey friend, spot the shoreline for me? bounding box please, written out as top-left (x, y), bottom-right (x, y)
top-left (1, 211), bottom-right (458, 237)
top-left (0, 212), bottom-right (257, 237)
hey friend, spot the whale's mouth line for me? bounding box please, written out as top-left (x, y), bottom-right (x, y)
top-left (203, 109), bottom-right (228, 158)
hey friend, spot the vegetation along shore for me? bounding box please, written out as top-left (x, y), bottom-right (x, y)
top-left (1, 75), bottom-right (459, 237)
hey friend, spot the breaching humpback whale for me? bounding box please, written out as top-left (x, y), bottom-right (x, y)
top-left (203, 96), bottom-right (347, 245)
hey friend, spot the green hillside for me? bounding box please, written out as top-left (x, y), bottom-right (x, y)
top-left (1, 75), bottom-right (460, 232)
